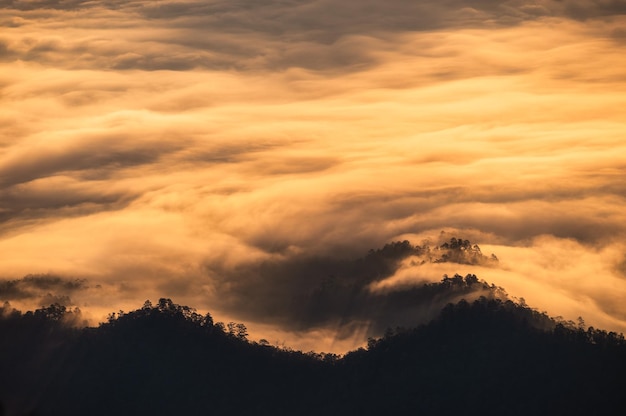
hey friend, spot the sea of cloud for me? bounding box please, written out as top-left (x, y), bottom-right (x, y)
top-left (1, 0), bottom-right (625, 352)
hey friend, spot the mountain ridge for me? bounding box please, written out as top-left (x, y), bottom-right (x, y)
top-left (1, 285), bottom-right (625, 416)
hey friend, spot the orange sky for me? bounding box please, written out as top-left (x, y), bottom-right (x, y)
top-left (1, 1), bottom-right (626, 352)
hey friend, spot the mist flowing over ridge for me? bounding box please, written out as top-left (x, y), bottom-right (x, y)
top-left (2, 1), bottom-right (626, 408)
top-left (2, 0), bottom-right (626, 353)
top-left (2, 236), bottom-right (626, 351)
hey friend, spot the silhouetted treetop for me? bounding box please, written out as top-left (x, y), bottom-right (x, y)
top-left (434, 237), bottom-right (499, 265)
top-left (1, 291), bottom-right (625, 416)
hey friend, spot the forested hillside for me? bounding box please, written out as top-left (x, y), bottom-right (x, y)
top-left (1, 285), bottom-right (625, 415)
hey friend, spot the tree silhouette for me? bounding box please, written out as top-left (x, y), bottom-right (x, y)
top-left (0, 292), bottom-right (624, 415)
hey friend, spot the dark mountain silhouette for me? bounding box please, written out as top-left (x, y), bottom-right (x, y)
top-left (1, 286), bottom-right (625, 415)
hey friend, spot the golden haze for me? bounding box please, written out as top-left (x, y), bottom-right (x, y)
top-left (1, 1), bottom-right (626, 352)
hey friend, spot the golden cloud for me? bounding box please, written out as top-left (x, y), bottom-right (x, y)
top-left (0, 2), bottom-right (625, 351)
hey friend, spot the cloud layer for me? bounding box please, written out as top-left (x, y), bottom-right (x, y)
top-left (1, 0), bottom-right (626, 351)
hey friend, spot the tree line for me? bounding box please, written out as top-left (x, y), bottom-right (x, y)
top-left (1, 291), bottom-right (625, 415)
